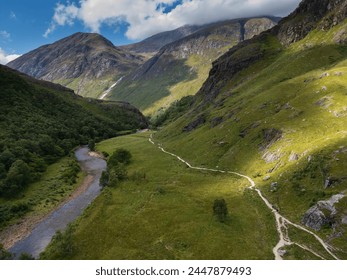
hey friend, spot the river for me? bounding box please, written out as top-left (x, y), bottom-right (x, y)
top-left (9, 147), bottom-right (106, 259)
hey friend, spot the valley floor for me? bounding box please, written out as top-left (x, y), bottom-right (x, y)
top-left (41, 132), bottom-right (343, 260)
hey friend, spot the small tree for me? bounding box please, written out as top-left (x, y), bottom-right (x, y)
top-left (109, 148), bottom-right (132, 165)
top-left (100, 170), bottom-right (109, 187)
top-left (88, 140), bottom-right (96, 151)
top-left (213, 199), bottom-right (228, 223)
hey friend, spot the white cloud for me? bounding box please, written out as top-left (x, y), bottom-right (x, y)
top-left (10, 11), bottom-right (17, 20)
top-left (45, 0), bottom-right (301, 40)
top-left (44, 3), bottom-right (79, 38)
top-left (0, 48), bottom-right (21, 65)
top-left (0, 30), bottom-right (10, 40)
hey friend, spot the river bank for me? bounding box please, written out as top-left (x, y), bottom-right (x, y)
top-left (6, 147), bottom-right (106, 259)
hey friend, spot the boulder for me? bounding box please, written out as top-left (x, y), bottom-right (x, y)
top-left (302, 194), bottom-right (345, 231)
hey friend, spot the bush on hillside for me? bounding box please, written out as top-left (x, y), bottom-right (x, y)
top-left (213, 199), bottom-right (228, 223)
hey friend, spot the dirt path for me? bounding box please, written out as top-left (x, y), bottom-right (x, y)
top-left (149, 134), bottom-right (339, 260)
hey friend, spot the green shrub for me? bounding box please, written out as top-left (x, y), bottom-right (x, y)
top-left (213, 199), bottom-right (228, 223)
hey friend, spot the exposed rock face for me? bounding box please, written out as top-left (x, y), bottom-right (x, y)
top-left (7, 32), bottom-right (144, 96)
top-left (121, 17), bottom-right (279, 55)
top-left (126, 17), bottom-right (277, 82)
top-left (183, 115), bottom-right (206, 132)
top-left (289, 152), bottom-right (299, 162)
top-left (120, 25), bottom-right (202, 54)
top-left (110, 17), bottom-right (278, 111)
top-left (244, 18), bottom-right (278, 40)
top-left (278, 0), bottom-right (347, 46)
top-left (302, 194), bottom-right (345, 231)
top-left (195, 0), bottom-right (347, 103)
top-left (260, 128), bottom-right (283, 150)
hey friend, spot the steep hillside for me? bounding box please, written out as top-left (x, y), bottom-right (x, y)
top-left (155, 0), bottom-right (347, 259)
top-left (7, 33), bottom-right (144, 98)
top-left (120, 25), bottom-right (202, 55)
top-left (0, 65), bottom-right (147, 226)
top-left (109, 17), bottom-right (277, 116)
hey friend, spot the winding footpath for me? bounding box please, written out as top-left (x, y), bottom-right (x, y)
top-left (149, 134), bottom-right (339, 260)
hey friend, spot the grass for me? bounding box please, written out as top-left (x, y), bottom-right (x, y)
top-left (54, 75), bottom-right (119, 99)
top-left (109, 41), bottom-right (234, 117)
top-left (42, 132), bottom-right (278, 259)
top-left (155, 24), bottom-right (347, 257)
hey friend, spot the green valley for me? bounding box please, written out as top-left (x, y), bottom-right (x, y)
top-left (0, 65), bottom-right (147, 232)
top-left (1, 0), bottom-right (347, 262)
top-left (41, 132), bottom-right (278, 260)
top-left (40, 0), bottom-right (347, 260)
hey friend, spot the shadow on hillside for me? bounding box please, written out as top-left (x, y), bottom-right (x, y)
top-left (108, 54), bottom-right (198, 111)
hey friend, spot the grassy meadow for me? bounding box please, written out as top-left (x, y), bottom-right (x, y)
top-left (42, 132), bottom-right (278, 259)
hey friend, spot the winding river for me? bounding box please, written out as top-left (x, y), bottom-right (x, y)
top-left (9, 147), bottom-right (106, 259)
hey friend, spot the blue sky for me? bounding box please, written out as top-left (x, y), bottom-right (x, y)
top-left (0, 0), bottom-right (301, 64)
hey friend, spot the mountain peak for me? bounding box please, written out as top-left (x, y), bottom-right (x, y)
top-left (7, 32), bottom-right (144, 97)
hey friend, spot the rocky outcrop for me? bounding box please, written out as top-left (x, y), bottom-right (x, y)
top-left (120, 25), bottom-right (202, 54)
top-left (195, 0), bottom-right (347, 104)
top-left (260, 128), bottom-right (283, 150)
top-left (244, 18), bottom-right (278, 40)
top-left (277, 0), bottom-right (347, 46)
top-left (302, 194), bottom-right (345, 231)
top-left (183, 115), bottom-right (206, 132)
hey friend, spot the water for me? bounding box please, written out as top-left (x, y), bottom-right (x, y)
top-left (9, 147), bottom-right (106, 259)
top-left (99, 76), bottom-right (124, 100)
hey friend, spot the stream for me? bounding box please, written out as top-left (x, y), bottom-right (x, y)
top-left (9, 147), bottom-right (106, 259)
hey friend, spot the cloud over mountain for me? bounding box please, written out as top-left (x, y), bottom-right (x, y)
top-left (45, 0), bottom-right (301, 40)
top-left (0, 48), bottom-right (21, 65)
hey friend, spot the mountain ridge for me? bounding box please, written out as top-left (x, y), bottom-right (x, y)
top-left (7, 32), bottom-right (144, 98)
top-left (109, 16), bottom-right (278, 116)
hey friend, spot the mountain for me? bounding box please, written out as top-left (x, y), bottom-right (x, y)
top-left (155, 0), bottom-right (347, 259)
top-left (120, 25), bottom-right (203, 55)
top-left (7, 32), bottom-right (144, 98)
top-left (0, 64), bottom-right (147, 201)
top-left (108, 17), bottom-right (278, 116)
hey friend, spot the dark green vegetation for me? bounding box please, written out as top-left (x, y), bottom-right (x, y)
top-left (0, 155), bottom-right (81, 228)
top-left (0, 243), bottom-right (11, 260)
top-left (213, 199), bottom-right (229, 223)
top-left (100, 148), bottom-right (132, 188)
top-left (155, 0), bottom-right (347, 258)
top-left (41, 133), bottom-right (277, 259)
top-left (0, 65), bottom-right (147, 227)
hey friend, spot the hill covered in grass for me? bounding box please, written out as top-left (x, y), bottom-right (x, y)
top-left (154, 0), bottom-right (347, 258)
